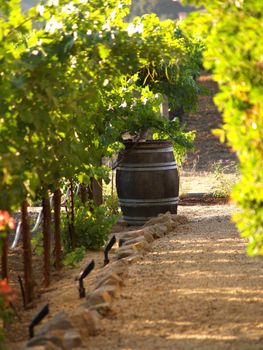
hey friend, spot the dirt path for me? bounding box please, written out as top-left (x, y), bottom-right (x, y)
top-left (88, 205), bottom-right (263, 350)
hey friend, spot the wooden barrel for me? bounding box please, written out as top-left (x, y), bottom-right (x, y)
top-left (116, 140), bottom-right (179, 225)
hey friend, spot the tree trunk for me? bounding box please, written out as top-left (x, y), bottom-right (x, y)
top-left (21, 201), bottom-right (34, 303)
top-left (92, 178), bottom-right (103, 206)
top-left (79, 184), bottom-right (87, 204)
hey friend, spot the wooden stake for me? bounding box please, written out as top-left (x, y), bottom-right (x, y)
top-left (42, 197), bottom-right (51, 287)
top-left (1, 233), bottom-right (8, 280)
top-left (21, 201), bottom-right (34, 303)
top-left (69, 181), bottom-right (76, 250)
top-left (53, 189), bottom-right (62, 270)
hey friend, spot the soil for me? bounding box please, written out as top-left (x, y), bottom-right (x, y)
top-left (182, 73), bottom-right (237, 173)
top-left (7, 74), bottom-right (263, 350)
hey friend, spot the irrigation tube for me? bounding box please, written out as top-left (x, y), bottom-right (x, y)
top-left (11, 221), bottom-right (22, 249)
top-left (11, 186), bottom-right (73, 249)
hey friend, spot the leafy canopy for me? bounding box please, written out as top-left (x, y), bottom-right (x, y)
top-left (0, 0), bottom-right (201, 210)
top-left (183, 0), bottom-right (263, 255)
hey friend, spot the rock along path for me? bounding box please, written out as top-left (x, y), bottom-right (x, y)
top-left (88, 204), bottom-right (263, 350)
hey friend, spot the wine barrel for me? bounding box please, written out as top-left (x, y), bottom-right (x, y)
top-left (116, 140), bottom-right (179, 225)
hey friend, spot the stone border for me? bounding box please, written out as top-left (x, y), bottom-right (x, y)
top-left (24, 212), bottom-right (188, 350)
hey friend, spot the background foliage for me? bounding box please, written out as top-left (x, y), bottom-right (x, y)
top-left (183, 0), bottom-right (263, 255)
top-left (21, 0), bottom-right (197, 20)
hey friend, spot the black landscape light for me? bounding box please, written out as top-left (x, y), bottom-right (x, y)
top-left (29, 304), bottom-right (49, 339)
top-left (103, 235), bottom-right (116, 266)
top-left (78, 259), bottom-right (95, 298)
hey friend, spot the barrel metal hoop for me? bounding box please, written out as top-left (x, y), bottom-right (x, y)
top-left (127, 147), bottom-right (174, 154)
top-left (118, 161), bottom-right (177, 168)
top-left (117, 165), bottom-right (178, 171)
top-left (119, 197), bottom-right (179, 207)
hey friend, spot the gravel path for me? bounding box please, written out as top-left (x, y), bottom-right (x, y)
top-left (88, 205), bottom-right (263, 350)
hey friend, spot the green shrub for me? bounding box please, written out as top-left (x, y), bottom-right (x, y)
top-left (211, 161), bottom-right (239, 198)
top-left (31, 230), bottom-right (44, 256)
top-left (62, 246), bottom-right (86, 268)
top-left (104, 192), bottom-right (121, 216)
top-left (62, 200), bottom-right (119, 252)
